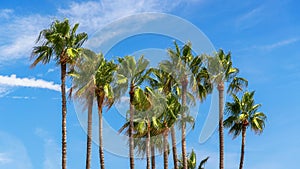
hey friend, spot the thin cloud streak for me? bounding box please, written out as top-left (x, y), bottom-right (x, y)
top-left (237, 37), bottom-right (300, 52)
top-left (235, 5), bottom-right (264, 30)
top-left (261, 38), bottom-right (300, 50)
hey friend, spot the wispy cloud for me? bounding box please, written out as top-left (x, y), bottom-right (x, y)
top-left (0, 9), bottom-right (14, 19)
top-left (235, 6), bottom-right (264, 30)
top-left (237, 37), bottom-right (300, 52)
top-left (0, 87), bottom-right (11, 97)
top-left (9, 96), bottom-right (36, 99)
top-left (0, 74), bottom-right (61, 92)
top-left (0, 153), bottom-right (12, 164)
top-left (0, 0), bottom-right (191, 64)
top-left (58, 0), bottom-right (182, 32)
top-left (260, 38), bottom-right (300, 50)
top-left (0, 13), bottom-right (50, 63)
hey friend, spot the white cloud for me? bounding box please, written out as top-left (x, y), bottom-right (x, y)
top-left (0, 74), bottom-right (61, 92)
top-left (58, 0), bottom-right (183, 33)
top-left (0, 87), bottom-right (11, 97)
top-left (0, 153), bottom-right (12, 164)
top-left (0, 9), bottom-right (14, 19)
top-left (10, 96), bottom-right (36, 99)
top-left (0, 0), bottom-right (195, 64)
top-left (0, 14), bottom-right (50, 62)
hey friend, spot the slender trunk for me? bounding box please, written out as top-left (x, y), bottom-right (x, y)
top-left (129, 85), bottom-right (135, 169)
top-left (151, 144), bottom-right (155, 169)
top-left (146, 121), bottom-right (151, 169)
top-left (99, 108), bottom-right (105, 169)
top-left (218, 82), bottom-right (224, 169)
top-left (85, 95), bottom-right (93, 169)
top-left (171, 126), bottom-right (178, 169)
top-left (239, 126), bottom-right (246, 169)
top-left (163, 128), bottom-right (169, 169)
top-left (150, 143), bottom-right (155, 169)
top-left (181, 79), bottom-right (188, 169)
top-left (61, 62), bottom-right (67, 169)
top-left (97, 95), bottom-right (105, 169)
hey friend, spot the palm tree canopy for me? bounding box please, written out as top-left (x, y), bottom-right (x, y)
top-left (70, 49), bottom-right (117, 111)
top-left (69, 49), bottom-right (99, 101)
top-left (115, 55), bottom-right (150, 99)
top-left (159, 41), bottom-right (212, 101)
top-left (178, 149), bottom-right (209, 169)
top-left (224, 91), bottom-right (267, 138)
top-left (205, 49), bottom-right (248, 93)
top-left (31, 18), bottom-right (88, 67)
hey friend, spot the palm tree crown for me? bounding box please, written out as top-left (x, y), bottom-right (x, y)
top-left (224, 91), bottom-right (266, 137)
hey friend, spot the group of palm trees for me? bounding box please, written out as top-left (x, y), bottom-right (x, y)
top-left (30, 19), bottom-right (267, 169)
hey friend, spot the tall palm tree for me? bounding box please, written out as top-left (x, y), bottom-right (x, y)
top-left (116, 56), bottom-right (149, 169)
top-left (161, 42), bottom-right (211, 169)
top-left (31, 19), bottom-right (88, 169)
top-left (69, 49), bottom-right (100, 169)
top-left (206, 50), bottom-right (248, 169)
top-left (94, 54), bottom-right (117, 169)
top-left (224, 91), bottom-right (266, 169)
top-left (160, 92), bottom-right (182, 169)
top-left (148, 68), bottom-right (180, 169)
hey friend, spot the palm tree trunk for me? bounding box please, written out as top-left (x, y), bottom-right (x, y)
top-left (171, 126), bottom-right (178, 169)
top-left (163, 128), bottom-right (169, 169)
top-left (146, 122), bottom-right (151, 169)
top-left (129, 86), bottom-right (135, 169)
top-left (61, 62), bottom-right (67, 169)
top-left (218, 82), bottom-right (224, 169)
top-left (99, 108), bottom-right (105, 169)
top-left (151, 144), bottom-right (155, 169)
top-left (181, 79), bottom-right (188, 169)
top-left (239, 126), bottom-right (246, 169)
top-left (86, 95), bottom-right (93, 169)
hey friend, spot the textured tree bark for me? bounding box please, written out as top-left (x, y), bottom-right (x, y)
top-left (163, 128), bottom-right (169, 169)
top-left (151, 145), bottom-right (156, 169)
top-left (239, 126), bottom-right (246, 169)
top-left (218, 82), bottom-right (224, 169)
top-left (61, 62), bottom-right (67, 169)
top-left (99, 107), bottom-right (105, 169)
top-left (146, 121), bottom-right (151, 169)
top-left (129, 85), bottom-right (135, 169)
top-left (171, 126), bottom-right (178, 169)
top-left (181, 78), bottom-right (188, 169)
top-left (86, 95), bottom-right (93, 169)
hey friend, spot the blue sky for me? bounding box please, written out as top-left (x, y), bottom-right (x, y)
top-left (0, 0), bottom-right (300, 169)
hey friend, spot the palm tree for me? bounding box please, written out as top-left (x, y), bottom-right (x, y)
top-left (206, 50), bottom-right (248, 169)
top-left (69, 49), bottom-right (100, 169)
top-left (31, 19), bottom-right (88, 169)
top-left (94, 54), bottom-right (117, 169)
top-left (224, 91), bottom-right (266, 169)
top-left (161, 42), bottom-right (211, 169)
top-left (148, 68), bottom-right (180, 169)
top-left (178, 149), bottom-right (209, 169)
top-left (70, 49), bottom-right (116, 169)
top-left (116, 56), bottom-right (149, 169)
